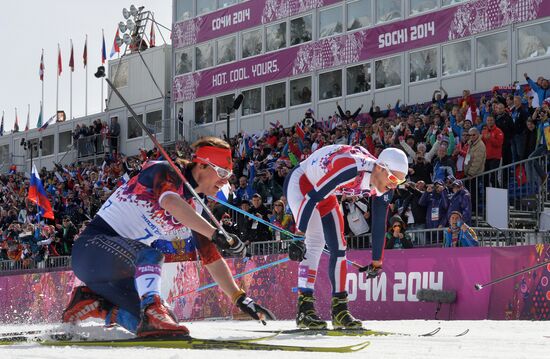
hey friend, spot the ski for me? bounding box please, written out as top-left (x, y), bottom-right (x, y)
top-left (27, 335), bottom-right (370, 352)
top-left (236, 327), bottom-right (442, 337)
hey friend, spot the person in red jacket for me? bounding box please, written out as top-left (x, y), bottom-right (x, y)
top-left (481, 115), bottom-right (504, 187)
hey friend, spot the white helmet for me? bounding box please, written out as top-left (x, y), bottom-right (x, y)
top-left (376, 148), bottom-right (409, 175)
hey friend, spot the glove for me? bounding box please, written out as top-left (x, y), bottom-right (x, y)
top-left (212, 230), bottom-right (246, 258)
top-left (288, 240), bottom-right (306, 261)
top-left (234, 292), bottom-right (276, 324)
top-left (358, 263), bottom-right (383, 279)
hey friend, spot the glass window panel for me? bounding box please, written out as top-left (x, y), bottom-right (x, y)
top-left (241, 88), bottom-right (261, 116)
top-left (198, 0), bottom-right (216, 15)
top-left (111, 62), bottom-right (128, 88)
top-left (195, 99), bottom-right (213, 124)
top-left (518, 22), bottom-right (550, 60)
top-left (128, 114), bottom-right (143, 139)
top-left (410, 47), bottom-right (437, 82)
top-left (319, 70), bottom-right (342, 100)
top-left (176, 0), bottom-right (193, 22)
top-left (146, 110), bottom-right (162, 134)
top-left (442, 40), bottom-right (471, 76)
top-left (477, 32), bottom-right (508, 69)
top-left (290, 15), bottom-right (312, 46)
top-left (410, 0), bottom-right (437, 15)
top-left (41, 135), bottom-right (54, 156)
top-left (217, 36), bottom-right (236, 65)
top-left (347, 0), bottom-right (372, 31)
top-left (347, 63), bottom-right (371, 94)
top-left (216, 94), bottom-right (235, 121)
top-left (266, 22), bottom-right (287, 52)
top-left (319, 6), bottom-right (343, 38)
top-left (242, 29), bottom-right (263, 58)
top-left (265, 82), bottom-right (286, 111)
top-left (196, 42), bottom-right (213, 70)
top-left (376, 0), bottom-right (401, 23)
top-left (442, 0), bottom-right (465, 6)
top-left (175, 48), bottom-right (193, 75)
top-left (375, 56), bottom-right (401, 89)
top-left (176, 103), bottom-right (185, 139)
top-left (219, 0), bottom-right (238, 9)
top-left (59, 131), bottom-right (72, 152)
top-left (290, 77), bottom-right (312, 106)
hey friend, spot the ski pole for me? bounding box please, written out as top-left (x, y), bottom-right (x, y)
top-left (474, 260), bottom-right (550, 291)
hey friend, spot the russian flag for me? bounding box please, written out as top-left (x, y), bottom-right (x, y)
top-left (28, 164), bottom-right (54, 220)
top-left (216, 183), bottom-right (231, 202)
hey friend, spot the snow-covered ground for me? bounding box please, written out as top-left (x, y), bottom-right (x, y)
top-left (0, 319), bottom-right (548, 359)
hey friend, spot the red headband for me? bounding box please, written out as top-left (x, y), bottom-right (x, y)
top-left (193, 146), bottom-right (233, 169)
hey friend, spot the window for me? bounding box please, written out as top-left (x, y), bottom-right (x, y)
top-left (146, 110), bottom-right (162, 134)
top-left (319, 70), bottom-right (342, 100)
top-left (376, 0), bottom-right (401, 23)
top-left (265, 82), bottom-right (286, 111)
top-left (319, 6), bottom-right (343, 38)
top-left (442, 0), bottom-right (465, 6)
top-left (217, 36), bottom-right (236, 65)
top-left (175, 48), bottom-right (193, 75)
top-left (198, 0), bottom-right (216, 15)
top-left (196, 42), bottom-right (213, 70)
top-left (442, 40), bottom-right (471, 76)
top-left (290, 77), bottom-right (312, 106)
top-left (41, 135), bottom-right (54, 156)
top-left (111, 62), bottom-right (128, 88)
top-left (410, 47), bottom-right (437, 82)
top-left (176, 0), bottom-right (193, 22)
top-left (216, 94), bottom-right (235, 121)
top-left (290, 15), bottom-right (312, 45)
top-left (518, 22), bottom-right (550, 60)
top-left (242, 88), bottom-right (261, 116)
top-left (347, 63), bottom-right (371, 94)
top-left (242, 29), bottom-right (262, 58)
top-left (59, 131), bottom-right (72, 152)
top-left (0, 145), bottom-right (8, 163)
top-left (410, 0), bottom-right (437, 15)
top-left (375, 56), bottom-right (401, 89)
top-left (477, 32), bottom-right (508, 69)
top-left (266, 22), bottom-right (286, 52)
top-left (347, 0), bottom-right (372, 31)
top-left (128, 114), bottom-right (143, 139)
top-left (219, 0), bottom-right (238, 9)
top-left (195, 99), bottom-right (213, 124)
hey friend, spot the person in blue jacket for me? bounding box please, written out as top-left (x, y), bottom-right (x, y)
top-left (446, 180), bottom-right (472, 225)
top-left (419, 180), bottom-right (449, 229)
top-left (444, 211), bottom-right (479, 247)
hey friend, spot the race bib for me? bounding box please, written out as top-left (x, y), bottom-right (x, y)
top-left (252, 221), bottom-right (258, 230)
top-left (431, 207), bottom-right (440, 221)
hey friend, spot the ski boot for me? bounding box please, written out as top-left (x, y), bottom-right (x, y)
top-left (62, 286), bottom-right (113, 323)
top-left (331, 292), bottom-right (363, 329)
top-left (136, 294), bottom-right (189, 337)
top-left (296, 292), bottom-right (327, 329)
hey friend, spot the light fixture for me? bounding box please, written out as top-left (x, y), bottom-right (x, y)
top-left (118, 21), bottom-right (127, 33)
top-left (122, 8), bottom-right (130, 19)
top-left (129, 5), bottom-right (138, 17)
top-left (116, 35), bottom-right (124, 47)
top-left (126, 19), bottom-right (135, 32)
top-left (122, 33), bottom-right (132, 45)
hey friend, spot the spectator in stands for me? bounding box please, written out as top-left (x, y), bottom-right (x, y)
top-left (432, 145), bottom-right (455, 182)
top-left (527, 105), bottom-right (550, 189)
top-left (444, 211), bottom-right (479, 248)
top-left (336, 101), bottom-right (363, 122)
top-left (510, 95), bottom-right (529, 162)
top-left (109, 117), bottom-right (121, 154)
top-left (523, 118), bottom-right (538, 162)
top-left (495, 102), bottom-right (514, 185)
top-left (269, 200), bottom-right (295, 241)
top-left (234, 175), bottom-right (256, 205)
top-left (385, 215), bottom-right (413, 249)
top-left (400, 181), bottom-right (427, 245)
top-left (250, 194), bottom-right (272, 243)
top-left (235, 199), bottom-right (254, 245)
top-left (419, 180), bottom-right (449, 229)
top-left (253, 169), bottom-right (275, 205)
top-left (447, 180), bottom-right (472, 225)
top-left (524, 73), bottom-right (550, 106)
top-left (432, 87), bottom-right (448, 110)
top-left (464, 127), bottom-right (486, 179)
top-left (482, 115), bottom-right (504, 187)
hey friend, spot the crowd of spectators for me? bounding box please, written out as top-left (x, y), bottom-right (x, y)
top-left (1, 75), bottom-right (549, 267)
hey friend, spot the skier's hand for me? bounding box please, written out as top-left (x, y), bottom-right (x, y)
top-left (359, 263), bottom-right (383, 279)
top-left (212, 231), bottom-right (246, 257)
top-left (235, 292), bottom-right (276, 324)
top-left (288, 240), bottom-right (306, 261)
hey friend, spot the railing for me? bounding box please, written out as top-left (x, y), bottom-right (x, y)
top-left (461, 154), bottom-right (549, 227)
top-left (0, 256), bottom-right (72, 276)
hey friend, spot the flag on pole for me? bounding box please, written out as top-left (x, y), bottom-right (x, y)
top-left (110, 29), bottom-right (120, 58)
top-left (83, 36), bottom-right (87, 68)
top-left (0, 111), bottom-right (4, 136)
top-left (13, 108), bottom-right (19, 132)
top-left (37, 102), bottom-right (43, 128)
top-left (101, 29), bottom-right (107, 64)
top-left (39, 114), bottom-right (56, 132)
top-left (28, 164), bottom-right (55, 220)
top-left (69, 40), bottom-right (74, 71)
top-left (57, 44), bottom-right (62, 76)
top-left (150, 23), bottom-right (156, 47)
top-left (25, 106), bottom-right (30, 132)
top-left (39, 50), bottom-right (45, 81)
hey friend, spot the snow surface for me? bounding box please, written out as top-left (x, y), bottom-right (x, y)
top-left (0, 319), bottom-right (548, 359)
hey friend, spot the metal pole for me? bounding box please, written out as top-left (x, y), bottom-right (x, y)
top-left (475, 260), bottom-right (550, 291)
top-left (226, 110), bottom-right (230, 140)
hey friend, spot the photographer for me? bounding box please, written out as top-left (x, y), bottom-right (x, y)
top-left (400, 181), bottom-right (427, 245)
top-left (385, 216), bottom-right (413, 250)
top-left (419, 180), bottom-right (449, 229)
top-left (301, 108), bottom-right (316, 128)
